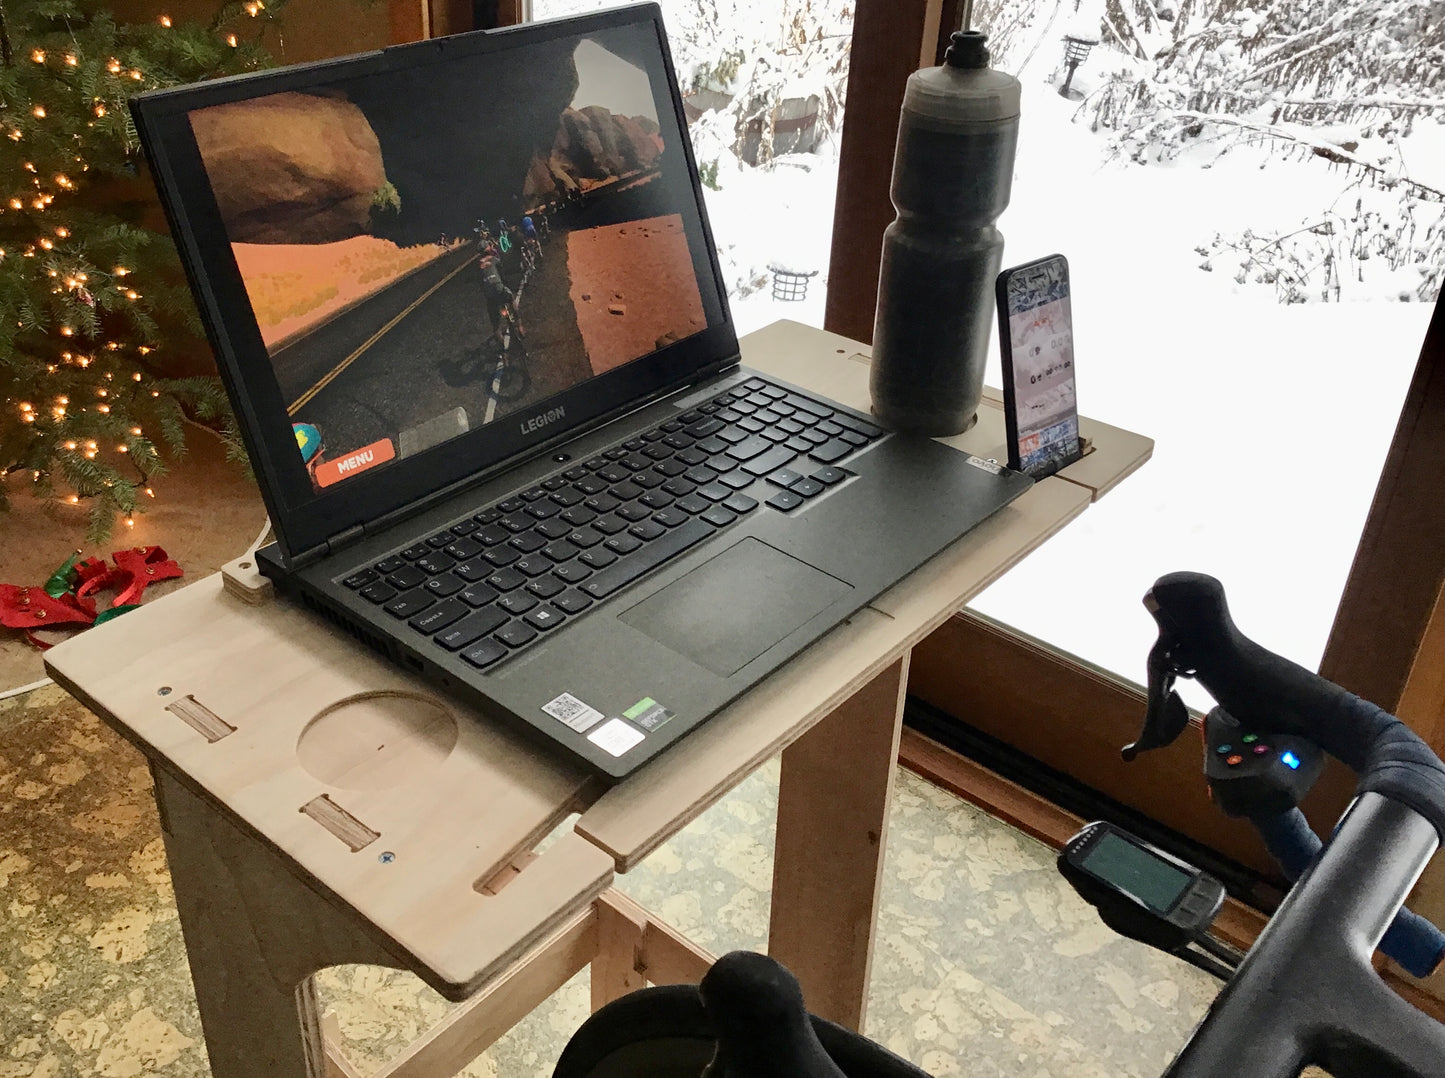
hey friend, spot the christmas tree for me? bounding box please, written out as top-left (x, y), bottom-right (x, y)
top-left (1, 0), bottom-right (292, 540)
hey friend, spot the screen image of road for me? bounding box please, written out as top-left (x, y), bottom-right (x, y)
top-left (188, 28), bottom-right (708, 492)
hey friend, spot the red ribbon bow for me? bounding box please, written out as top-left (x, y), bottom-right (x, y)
top-left (1, 546), bottom-right (182, 649)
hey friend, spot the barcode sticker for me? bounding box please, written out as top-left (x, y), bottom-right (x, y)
top-left (541, 692), bottom-right (604, 733)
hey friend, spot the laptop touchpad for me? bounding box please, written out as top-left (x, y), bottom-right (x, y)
top-left (620, 537), bottom-right (853, 678)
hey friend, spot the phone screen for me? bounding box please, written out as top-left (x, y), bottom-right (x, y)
top-left (998, 255), bottom-right (1080, 477)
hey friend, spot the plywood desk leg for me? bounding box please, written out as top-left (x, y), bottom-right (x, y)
top-left (768, 653), bottom-right (910, 1032)
top-left (151, 766), bottom-right (401, 1078)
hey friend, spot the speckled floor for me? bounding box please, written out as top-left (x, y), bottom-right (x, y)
top-left (1, 683), bottom-right (1226, 1077)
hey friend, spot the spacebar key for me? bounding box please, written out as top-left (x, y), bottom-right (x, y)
top-left (581, 518), bottom-right (714, 598)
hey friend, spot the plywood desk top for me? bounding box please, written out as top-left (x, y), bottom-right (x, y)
top-left (44, 319), bottom-right (1152, 999)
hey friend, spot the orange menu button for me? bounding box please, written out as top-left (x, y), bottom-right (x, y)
top-left (314, 438), bottom-right (395, 488)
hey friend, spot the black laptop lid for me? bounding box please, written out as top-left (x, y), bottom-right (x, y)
top-left (131, 4), bottom-right (736, 563)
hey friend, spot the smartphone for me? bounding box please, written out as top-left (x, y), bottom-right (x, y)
top-left (996, 254), bottom-right (1082, 478)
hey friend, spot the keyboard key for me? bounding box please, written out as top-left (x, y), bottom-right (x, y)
top-left (498, 498), bottom-right (526, 513)
top-left (584, 456), bottom-right (609, 470)
top-left (623, 437), bottom-right (647, 451)
top-left (598, 464), bottom-right (630, 483)
top-left (738, 416), bottom-right (766, 433)
top-left (677, 446), bottom-right (709, 466)
top-left (513, 556), bottom-right (552, 577)
top-left (767, 490), bottom-right (804, 511)
top-left (386, 565), bottom-right (427, 590)
top-left (802, 429), bottom-right (829, 445)
top-left (742, 377), bottom-right (766, 390)
top-left (543, 540), bottom-right (580, 562)
top-left (791, 478), bottom-right (825, 498)
top-left (409, 598), bottom-right (466, 634)
top-left (662, 477), bottom-right (697, 497)
top-left (500, 512), bottom-right (533, 532)
top-left (755, 409), bottom-right (783, 425)
top-left (604, 533), bottom-right (643, 556)
top-left (717, 408), bottom-right (743, 422)
top-left (526, 500), bottom-right (561, 519)
top-left (643, 443), bottom-right (673, 461)
top-left (444, 538), bottom-right (484, 561)
top-left (622, 453), bottom-right (652, 472)
top-left (343, 568), bottom-right (379, 589)
top-left (760, 428), bottom-right (790, 443)
top-left (726, 435), bottom-right (772, 462)
top-left (537, 518), bottom-right (572, 540)
top-left (567, 526), bottom-right (606, 547)
top-left (766, 468), bottom-right (804, 488)
top-left (834, 414), bottom-right (883, 437)
top-left (385, 589), bottom-right (434, 619)
top-left (401, 543), bottom-right (431, 561)
top-left (543, 475), bottom-right (569, 490)
top-left (660, 419), bottom-right (685, 433)
top-left (715, 425), bottom-right (749, 444)
top-left (375, 556), bottom-right (406, 574)
top-left (642, 428), bottom-right (669, 441)
top-left (839, 429), bottom-right (869, 447)
top-left (521, 486), bottom-right (548, 502)
top-left (424, 573), bottom-right (465, 598)
top-left (653, 507), bottom-right (691, 528)
top-left (812, 466), bottom-right (848, 485)
top-left (778, 419), bottom-right (806, 435)
top-left (509, 532), bottom-right (547, 554)
top-left (359, 581), bottom-right (398, 604)
top-left (563, 466), bottom-right (590, 480)
top-left (655, 459), bottom-right (688, 477)
top-left (684, 465), bottom-right (718, 485)
top-left (486, 568), bottom-right (526, 592)
top-left (583, 518), bottom-right (714, 599)
top-left (742, 445), bottom-right (798, 477)
top-left (461, 638), bottom-right (508, 668)
top-left (460, 584), bottom-right (499, 607)
top-left (770, 403), bottom-right (797, 418)
top-left (476, 524), bottom-right (509, 546)
top-left (561, 506), bottom-right (597, 527)
top-left (554, 589), bottom-right (593, 614)
top-left (640, 489), bottom-right (673, 509)
top-left (437, 607), bottom-right (507, 651)
top-left (496, 621), bottom-right (538, 648)
top-left (484, 545), bottom-right (521, 567)
top-left (785, 436), bottom-right (814, 453)
top-left (632, 469), bottom-right (666, 489)
top-left (697, 436), bottom-right (728, 455)
top-left (675, 495), bottom-right (711, 515)
top-left (417, 553), bottom-right (454, 575)
top-left (731, 400), bottom-right (758, 415)
top-left (760, 384), bottom-right (788, 399)
top-left (816, 421), bottom-right (844, 436)
top-left (579, 546), bottom-right (617, 569)
top-left (722, 493), bottom-right (758, 514)
top-left (585, 493), bottom-right (621, 514)
top-left (663, 432), bottom-right (693, 450)
top-left (474, 508), bottom-right (503, 524)
top-left (497, 591), bottom-right (538, 615)
top-left (524, 605), bottom-right (565, 632)
top-left (454, 558), bottom-right (491, 582)
top-left (551, 486), bottom-right (586, 507)
top-left (701, 505), bottom-right (737, 527)
top-left (808, 440), bottom-right (852, 464)
top-left (612, 481), bottom-right (644, 501)
top-left (718, 470), bottom-right (754, 490)
top-left (696, 482), bottom-right (732, 502)
top-left (576, 474), bottom-right (608, 496)
top-left (426, 531), bottom-right (454, 548)
top-left (552, 562), bottom-right (591, 584)
top-left (605, 446), bottom-right (631, 460)
top-left (617, 503), bottom-right (651, 522)
top-left (629, 519), bottom-right (667, 541)
top-left (787, 394), bottom-right (834, 418)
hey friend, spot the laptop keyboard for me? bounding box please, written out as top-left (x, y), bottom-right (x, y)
top-left (337, 377), bottom-right (884, 670)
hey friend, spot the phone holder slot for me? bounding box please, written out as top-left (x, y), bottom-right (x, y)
top-left (300, 794), bottom-right (381, 852)
top-left (165, 694), bottom-right (236, 743)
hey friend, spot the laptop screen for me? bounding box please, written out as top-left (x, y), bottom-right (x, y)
top-left (133, 6), bottom-right (736, 559)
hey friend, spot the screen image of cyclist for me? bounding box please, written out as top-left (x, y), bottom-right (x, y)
top-left (186, 24), bottom-right (710, 494)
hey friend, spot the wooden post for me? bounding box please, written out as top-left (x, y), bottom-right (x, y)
top-left (823, 0), bottom-right (947, 343)
top-left (768, 654), bottom-right (910, 1030)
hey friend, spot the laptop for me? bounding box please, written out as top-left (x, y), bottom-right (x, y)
top-left (130, 2), bottom-right (1032, 780)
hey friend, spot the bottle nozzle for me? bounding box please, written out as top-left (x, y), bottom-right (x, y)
top-left (944, 30), bottom-right (990, 69)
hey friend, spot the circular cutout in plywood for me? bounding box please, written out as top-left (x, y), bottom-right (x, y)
top-left (297, 691), bottom-right (458, 790)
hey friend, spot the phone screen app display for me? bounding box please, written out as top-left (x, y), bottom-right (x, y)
top-left (1004, 259), bottom-right (1079, 474)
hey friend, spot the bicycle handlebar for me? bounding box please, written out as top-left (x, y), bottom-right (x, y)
top-left (1133, 571), bottom-right (1445, 844)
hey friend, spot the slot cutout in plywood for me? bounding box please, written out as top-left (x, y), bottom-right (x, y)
top-left (301, 795), bottom-right (381, 852)
top-left (165, 695), bottom-right (235, 743)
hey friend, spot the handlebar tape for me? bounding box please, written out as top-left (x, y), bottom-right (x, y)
top-left (1252, 808), bottom-right (1445, 978)
top-left (1149, 572), bottom-right (1445, 845)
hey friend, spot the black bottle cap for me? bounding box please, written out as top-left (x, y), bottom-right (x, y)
top-left (944, 29), bottom-right (990, 69)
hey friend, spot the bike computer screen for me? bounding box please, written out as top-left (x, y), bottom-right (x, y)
top-left (1076, 830), bottom-right (1194, 913)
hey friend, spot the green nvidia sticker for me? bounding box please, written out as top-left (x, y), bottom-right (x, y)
top-left (623, 697), bottom-right (675, 731)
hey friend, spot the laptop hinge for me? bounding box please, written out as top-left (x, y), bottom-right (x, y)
top-left (324, 524), bottom-right (366, 557)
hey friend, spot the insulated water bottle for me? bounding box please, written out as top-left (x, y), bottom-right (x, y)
top-left (870, 30), bottom-right (1020, 436)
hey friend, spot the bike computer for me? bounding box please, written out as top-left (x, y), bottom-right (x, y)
top-left (1059, 821), bottom-right (1226, 955)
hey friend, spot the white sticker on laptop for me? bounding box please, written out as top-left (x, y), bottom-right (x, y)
top-left (541, 692), bottom-right (604, 733)
top-left (587, 718), bottom-right (646, 757)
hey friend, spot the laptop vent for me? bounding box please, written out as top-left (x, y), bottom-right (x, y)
top-left (301, 594), bottom-right (395, 661)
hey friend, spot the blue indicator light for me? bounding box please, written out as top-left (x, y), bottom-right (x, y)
top-left (1281, 751), bottom-right (1301, 770)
